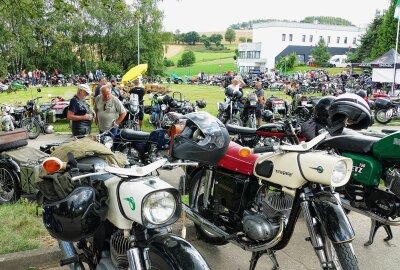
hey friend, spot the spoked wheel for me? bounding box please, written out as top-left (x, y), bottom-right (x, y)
top-left (226, 114), bottom-right (242, 126)
top-left (321, 231), bottom-right (358, 270)
top-left (189, 169), bottom-right (228, 245)
top-left (0, 164), bottom-right (21, 204)
top-left (21, 117), bottom-right (41, 139)
top-left (374, 109), bottom-right (392, 124)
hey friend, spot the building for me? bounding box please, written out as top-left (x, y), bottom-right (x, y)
top-left (237, 21), bottom-right (365, 72)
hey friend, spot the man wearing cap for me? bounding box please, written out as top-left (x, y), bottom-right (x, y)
top-left (67, 84), bottom-right (95, 136)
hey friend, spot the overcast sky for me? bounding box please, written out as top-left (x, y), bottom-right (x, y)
top-left (156, 0), bottom-right (391, 32)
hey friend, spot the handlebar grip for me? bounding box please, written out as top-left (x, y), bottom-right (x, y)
top-left (77, 163), bottom-right (95, 173)
top-left (253, 146), bottom-right (276, 154)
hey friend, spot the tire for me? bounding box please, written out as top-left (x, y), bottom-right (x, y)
top-left (248, 113), bottom-right (256, 128)
top-left (189, 169), bottom-right (228, 246)
top-left (324, 236), bottom-right (359, 270)
top-left (21, 117), bottom-right (41, 139)
top-left (0, 163), bottom-right (21, 204)
top-left (374, 109), bottom-right (392, 124)
top-left (226, 114), bottom-right (242, 126)
top-left (0, 139), bottom-right (28, 152)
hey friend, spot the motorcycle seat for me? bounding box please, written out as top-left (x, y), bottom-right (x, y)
top-left (226, 124), bottom-right (256, 135)
top-left (120, 129), bottom-right (150, 141)
top-left (323, 131), bottom-right (380, 154)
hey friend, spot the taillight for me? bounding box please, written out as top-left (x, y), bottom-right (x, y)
top-left (42, 157), bottom-right (64, 173)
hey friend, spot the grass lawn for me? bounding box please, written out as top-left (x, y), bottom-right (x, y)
top-left (168, 45), bottom-right (235, 64)
top-left (165, 58), bottom-right (236, 77)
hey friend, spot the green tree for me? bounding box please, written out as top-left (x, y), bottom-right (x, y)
top-left (301, 16), bottom-right (354, 26)
top-left (371, 0), bottom-right (398, 58)
top-left (161, 32), bottom-right (174, 43)
top-left (180, 51), bottom-right (196, 66)
top-left (209, 34), bottom-right (223, 46)
top-left (311, 38), bottom-right (331, 66)
top-left (225, 28), bottom-right (236, 44)
top-left (184, 31), bottom-right (200, 45)
top-left (275, 53), bottom-right (297, 70)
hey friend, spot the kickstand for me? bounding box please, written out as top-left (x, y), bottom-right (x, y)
top-left (364, 219), bottom-right (393, 246)
top-left (249, 250), bottom-right (280, 270)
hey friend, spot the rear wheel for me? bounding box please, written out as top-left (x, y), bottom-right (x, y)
top-left (375, 109), bottom-right (392, 124)
top-left (0, 163), bottom-right (20, 204)
top-left (189, 170), bottom-right (228, 245)
top-left (21, 117), bottom-right (41, 139)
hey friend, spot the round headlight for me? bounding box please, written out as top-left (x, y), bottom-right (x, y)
top-left (143, 191), bottom-right (176, 225)
top-left (331, 160), bottom-right (347, 186)
top-left (102, 136), bottom-right (114, 149)
top-left (161, 104), bottom-right (167, 111)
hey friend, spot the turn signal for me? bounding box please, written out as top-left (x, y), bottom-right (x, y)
top-left (42, 157), bottom-right (63, 173)
top-left (238, 147), bottom-right (251, 157)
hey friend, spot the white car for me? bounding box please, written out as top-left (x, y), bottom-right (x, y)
top-left (329, 55), bottom-right (350, 68)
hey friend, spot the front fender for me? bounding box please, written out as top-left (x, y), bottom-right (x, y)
top-left (147, 234), bottom-right (210, 270)
top-left (313, 192), bottom-right (355, 243)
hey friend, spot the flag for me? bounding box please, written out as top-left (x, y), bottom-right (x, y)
top-left (395, 0), bottom-right (400, 19)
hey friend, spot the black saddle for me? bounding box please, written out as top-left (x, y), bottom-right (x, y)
top-left (120, 129), bottom-right (150, 141)
top-left (226, 124), bottom-right (257, 135)
top-left (323, 130), bottom-right (380, 154)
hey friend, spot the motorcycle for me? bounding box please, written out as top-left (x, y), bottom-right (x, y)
top-left (0, 103), bottom-right (26, 129)
top-left (321, 129), bottom-right (400, 246)
top-left (217, 88), bottom-right (243, 126)
top-left (38, 145), bottom-right (210, 270)
top-left (240, 92), bottom-right (258, 128)
top-left (374, 97), bottom-right (400, 124)
top-left (265, 95), bottom-right (288, 116)
top-left (174, 112), bottom-right (358, 269)
top-left (120, 93), bottom-right (140, 130)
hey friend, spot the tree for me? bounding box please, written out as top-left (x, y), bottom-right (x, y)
top-left (371, 0), bottom-right (398, 59)
top-left (209, 34), bottom-right (223, 46)
top-left (311, 38), bottom-right (331, 66)
top-left (161, 32), bottom-right (174, 43)
top-left (184, 31), bottom-right (200, 45)
top-left (225, 28), bottom-right (236, 44)
top-left (301, 16), bottom-right (354, 26)
top-left (180, 51), bottom-right (196, 66)
top-left (275, 53), bottom-right (297, 70)
top-left (239, 37), bottom-right (247, 43)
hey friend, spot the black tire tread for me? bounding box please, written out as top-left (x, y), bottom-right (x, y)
top-left (21, 118), bottom-right (41, 139)
top-left (333, 242), bottom-right (359, 270)
top-left (374, 109), bottom-right (392, 124)
top-left (0, 162), bottom-right (21, 204)
top-left (0, 139), bottom-right (27, 152)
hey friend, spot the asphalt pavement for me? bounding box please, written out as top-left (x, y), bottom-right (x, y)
top-left (27, 129), bottom-right (400, 270)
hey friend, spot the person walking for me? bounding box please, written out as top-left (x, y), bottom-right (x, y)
top-left (67, 84), bottom-right (94, 137)
top-left (94, 85), bottom-right (126, 135)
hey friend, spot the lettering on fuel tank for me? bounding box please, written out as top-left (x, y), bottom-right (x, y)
top-left (394, 138), bottom-right (400, 146)
top-left (352, 163), bottom-right (365, 173)
top-left (275, 169), bottom-right (293, 177)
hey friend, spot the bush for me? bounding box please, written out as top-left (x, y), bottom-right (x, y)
top-left (163, 58), bottom-right (175, 67)
top-left (179, 51), bottom-right (196, 66)
top-left (275, 53), bottom-right (297, 71)
top-left (97, 61), bottom-right (123, 76)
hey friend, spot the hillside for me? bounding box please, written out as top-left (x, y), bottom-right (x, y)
top-left (198, 29), bottom-right (252, 44)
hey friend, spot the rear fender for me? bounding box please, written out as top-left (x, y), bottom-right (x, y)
top-left (312, 192), bottom-right (355, 243)
top-left (147, 234), bottom-right (210, 270)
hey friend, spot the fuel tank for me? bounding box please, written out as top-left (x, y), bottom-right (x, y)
top-left (256, 123), bottom-right (285, 138)
top-left (372, 130), bottom-right (400, 161)
top-left (217, 141), bottom-right (258, 175)
top-left (342, 152), bottom-right (382, 186)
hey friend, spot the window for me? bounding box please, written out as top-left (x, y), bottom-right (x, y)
top-left (353, 37), bottom-right (357, 45)
top-left (344, 37), bottom-right (348, 44)
top-left (302, 35), bottom-right (306, 42)
top-left (309, 35), bottom-right (313, 42)
top-left (282, 34), bottom-right (286, 41)
top-left (289, 34), bottom-right (293, 41)
top-left (327, 36), bottom-right (331, 43)
top-left (337, 37), bottom-right (340, 43)
top-left (239, 51), bottom-right (246, 59)
top-left (255, 51), bottom-right (260, 59)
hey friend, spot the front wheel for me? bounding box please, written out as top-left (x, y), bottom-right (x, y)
top-left (226, 114), bottom-right (242, 126)
top-left (323, 235), bottom-right (358, 270)
top-left (0, 163), bottom-right (21, 204)
top-left (248, 112), bottom-right (256, 128)
top-left (374, 109), bottom-right (392, 124)
top-left (21, 117), bottom-right (41, 139)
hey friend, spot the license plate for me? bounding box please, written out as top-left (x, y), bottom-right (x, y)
top-left (250, 101), bottom-right (257, 106)
top-left (301, 101), bottom-right (307, 106)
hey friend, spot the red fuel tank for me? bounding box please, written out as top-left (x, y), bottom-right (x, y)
top-left (217, 141), bottom-right (258, 175)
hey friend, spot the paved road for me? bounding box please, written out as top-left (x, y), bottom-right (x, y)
top-left (31, 130), bottom-right (400, 270)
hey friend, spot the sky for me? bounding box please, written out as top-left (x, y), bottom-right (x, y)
top-left (156, 0), bottom-right (391, 32)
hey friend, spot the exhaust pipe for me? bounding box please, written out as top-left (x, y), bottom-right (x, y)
top-left (182, 204), bottom-right (285, 252)
top-left (58, 241), bottom-right (85, 270)
top-left (341, 199), bottom-right (400, 226)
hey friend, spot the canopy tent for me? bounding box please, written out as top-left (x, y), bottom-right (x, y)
top-left (360, 49), bottom-right (400, 83)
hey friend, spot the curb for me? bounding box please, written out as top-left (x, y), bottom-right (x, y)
top-left (0, 222), bottom-right (197, 270)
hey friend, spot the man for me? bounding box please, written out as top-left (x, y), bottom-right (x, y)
top-left (129, 79), bottom-right (145, 130)
top-left (253, 81), bottom-right (265, 126)
top-left (110, 79), bottom-right (123, 100)
top-left (94, 77), bottom-right (107, 97)
top-left (95, 85), bottom-right (126, 135)
top-left (67, 84), bottom-right (94, 136)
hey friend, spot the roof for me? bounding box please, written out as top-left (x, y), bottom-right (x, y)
top-left (253, 21), bottom-right (362, 32)
top-left (361, 48), bottom-right (400, 68)
top-left (275, 45), bottom-right (354, 63)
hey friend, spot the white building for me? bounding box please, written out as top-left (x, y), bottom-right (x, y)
top-left (237, 21), bottom-right (365, 72)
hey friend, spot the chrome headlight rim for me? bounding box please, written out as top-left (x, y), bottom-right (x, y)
top-left (331, 160), bottom-right (348, 187)
top-left (102, 135), bottom-right (114, 149)
top-left (142, 188), bottom-right (181, 229)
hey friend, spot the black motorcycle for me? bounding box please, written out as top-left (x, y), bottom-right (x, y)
top-left (217, 87), bottom-right (243, 126)
top-left (374, 97), bottom-right (400, 124)
top-left (240, 92), bottom-right (258, 128)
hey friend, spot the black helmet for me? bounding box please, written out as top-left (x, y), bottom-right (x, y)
top-left (262, 110), bottom-right (274, 123)
top-left (356, 90), bottom-right (367, 100)
top-left (162, 95), bottom-right (172, 104)
top-left (42, 186), bottom-right (104, 242)
top-left (314, 96), bottom-right (336, 125)
top-left (161, 112), bottom-right (183, 129)
top-left (224, 86), bottom-right (234, 96)
top-left (196, 99), bottom-right (207, 109)
top-left (170, 112), bottom-right (229, 165)
top-left (328, 93), bottom-right (372, 135)
top-left (232, 90), bottom-right (242, 99)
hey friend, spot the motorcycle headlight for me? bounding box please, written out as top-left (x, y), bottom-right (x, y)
top-left (331, 160), bottom-right (348, 186)
top-left (142, 190), bottom-right (179, 226)
top-left (161, 104), bottom-right (167, 111)
top-left (102, 136), bottom-right (114, 149)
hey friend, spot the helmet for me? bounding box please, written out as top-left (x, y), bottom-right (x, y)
top-left (224, 86), bottom-right (234, 97)
top-left (45, 125), bottom-right (54, 134)
top-left (262, 110), bottom-right (274, 123)
top-left (328, 93), bottom-right (372, 135)
top-left (170, 112), bottom-right (229, 165)
top-left (196, 99), bottom-right (207, 109)
top-left (78, 84), bottom-right (92, 95)
top-left (161, 112), bottom-right (183, 129)
top-left (314, 97), bottom-right (336, 125)
top-left (42, 186), bottom-right (104, 242)
top-left (163, 95), bottom-right (173, 105)
top-left (232, 90), bottom-right (242, 100)
top-left (356, 90), bottom-right (367, 100)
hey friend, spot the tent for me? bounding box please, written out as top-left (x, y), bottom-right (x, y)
top-left (360, 49), bottom-right (400, 83)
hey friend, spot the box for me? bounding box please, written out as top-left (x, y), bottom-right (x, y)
top-left (47, 110), bottom-right (57, 123)
top-left (20, 165), bottom-right (40, 193)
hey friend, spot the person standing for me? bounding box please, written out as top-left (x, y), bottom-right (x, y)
top-left (94, 77), bottom-right (107, 97)
top-left (67, 84), bottom-right (94, 136)
top-left (129, 79), bottom-right (145, 130)
top-left (94, 85), bottom-right (126, 135)
top-left (110, 79), bottom-right (123, 100)
top-left (253, 81), bottom-right (265, 127)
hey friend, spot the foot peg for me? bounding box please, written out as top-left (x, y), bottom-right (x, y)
top-left (364, 219), bottom-right (393, 246)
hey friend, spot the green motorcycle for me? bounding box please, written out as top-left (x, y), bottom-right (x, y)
top-left (322, 130), bottom-right (400, 246)
top-left (9, 81), bottom-right (27, 92)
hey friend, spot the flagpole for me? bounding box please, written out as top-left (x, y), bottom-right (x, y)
top-left (393, 1), bottom-right (400, 95)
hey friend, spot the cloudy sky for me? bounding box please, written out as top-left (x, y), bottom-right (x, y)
top-left (156, 0), bottom-right (391, 32)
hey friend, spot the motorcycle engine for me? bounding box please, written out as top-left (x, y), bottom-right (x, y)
top-left (385, 168), bottom-right (400, 198)
top-left (110, 231), bottom-right (129, 269)
top-left (243, 191), bottom-right (293, 241)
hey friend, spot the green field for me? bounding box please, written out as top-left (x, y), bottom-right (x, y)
top-left (165, 58), bottom-right (236, 77)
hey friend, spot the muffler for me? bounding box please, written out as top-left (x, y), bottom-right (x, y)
top-left (58, 241), bottom-right (85, 270)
